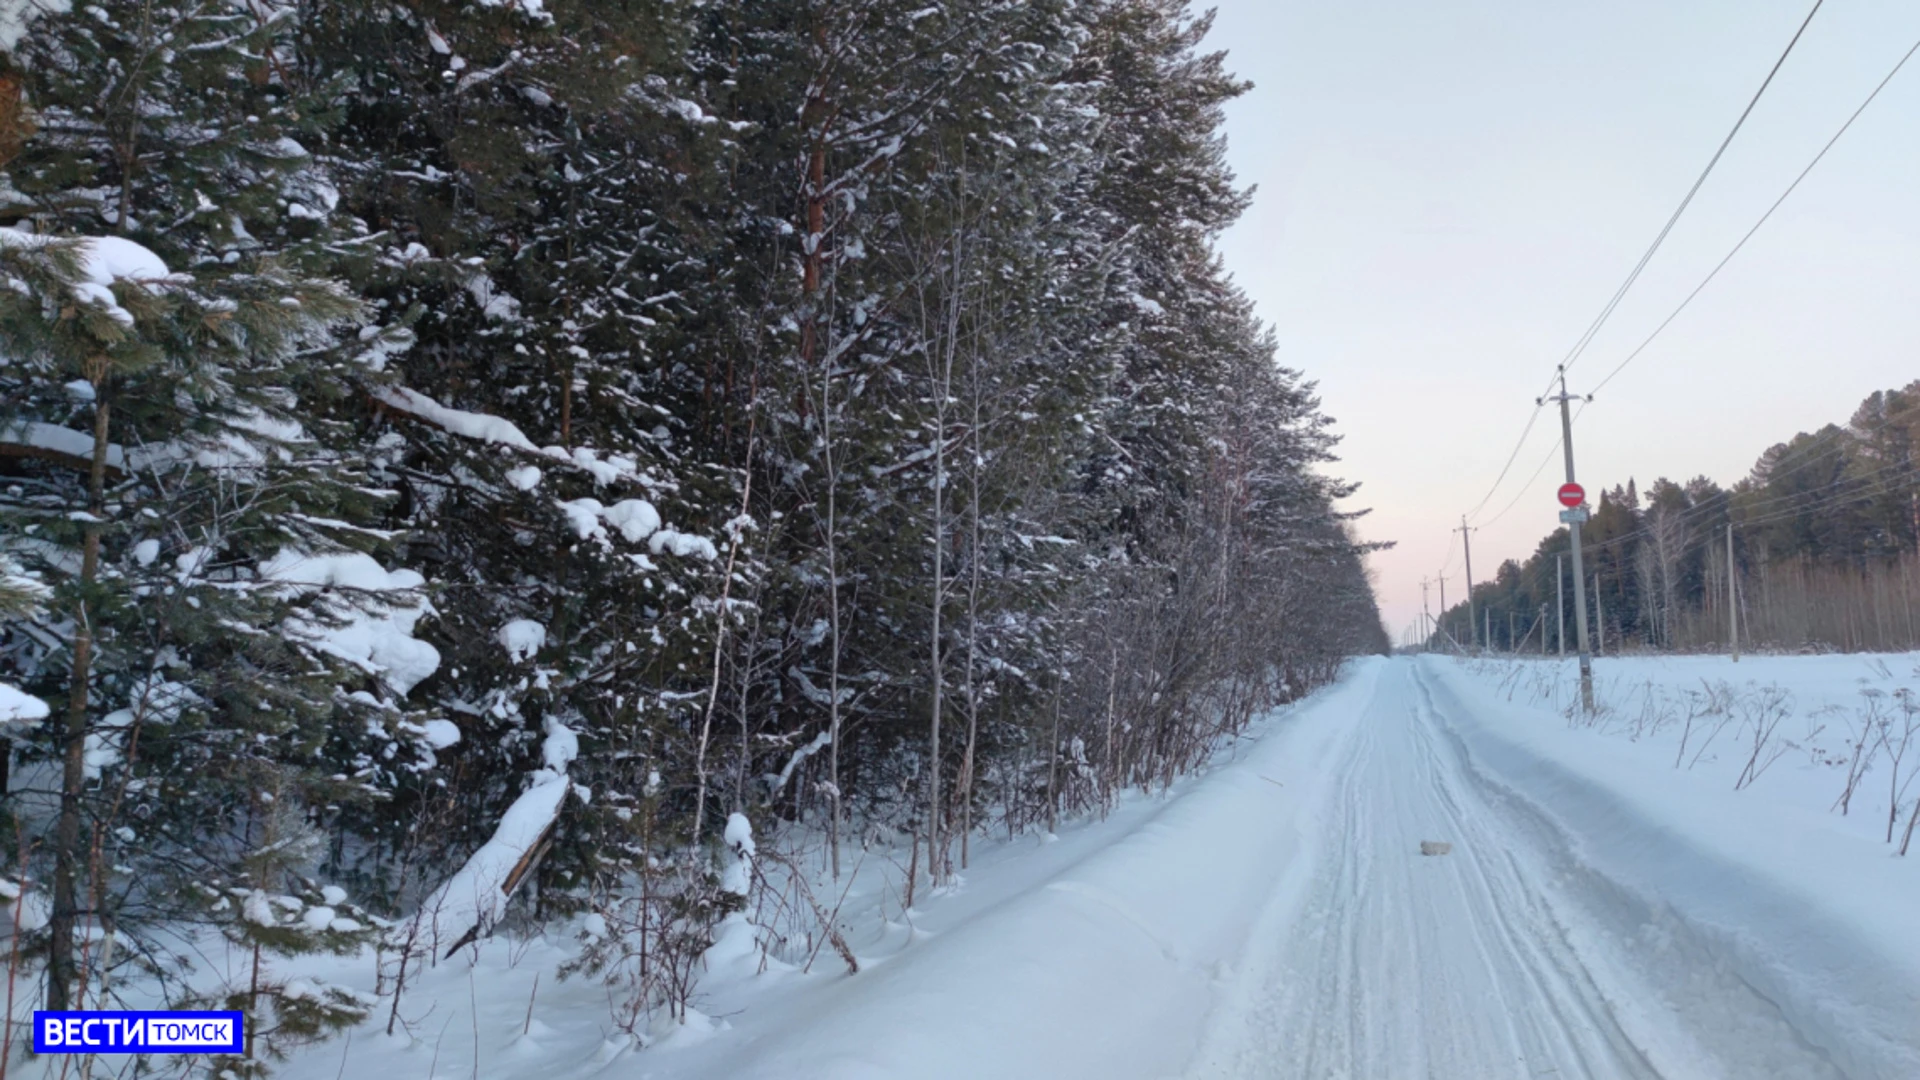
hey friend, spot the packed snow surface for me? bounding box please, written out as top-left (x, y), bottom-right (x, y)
top-left (269, 654), bottom-right (1919, 1080)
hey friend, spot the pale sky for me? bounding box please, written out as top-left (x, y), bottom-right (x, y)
top-left (1206, 0), bottom-right (1920, 641)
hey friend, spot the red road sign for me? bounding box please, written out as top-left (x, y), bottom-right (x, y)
top-left (1557, 482), bottom-right (1585, 508)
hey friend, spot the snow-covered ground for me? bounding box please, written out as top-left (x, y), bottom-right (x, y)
top-left (260, 672), bottom-right (1371, 1080)
top-left (253, 653), bottom-right (1917, 1080)
top-left (1417, 651), bottom-right (1920, 1077)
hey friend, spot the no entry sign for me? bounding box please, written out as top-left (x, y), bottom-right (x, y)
top-left (1557, 482), bottom-right (1585, 508)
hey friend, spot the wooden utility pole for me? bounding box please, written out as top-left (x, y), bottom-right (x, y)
top-left (1457, 517), bottom-right (1477, 650)
top-left (1556, 553), bottom-right (1566, 658)
top-left (1436, 575), bottom-right (1452, 652)
top-left (1542, 370), bottom-right (1595, 713)
top-left (1728, 523), bottom-right (1740, 662)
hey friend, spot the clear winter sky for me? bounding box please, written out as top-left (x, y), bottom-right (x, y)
top-left (1205, 0), bottom-right (1920, 642)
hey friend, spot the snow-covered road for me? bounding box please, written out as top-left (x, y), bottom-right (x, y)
top-left (1190, 657), bottom-right (1917, 1080)
top-left (1191, 660), bottom-right (1662, 1079)
top-left (284, 655), bottom-right (1920, 1080)
top-left (653, 655), bottom-right (1914, 1079)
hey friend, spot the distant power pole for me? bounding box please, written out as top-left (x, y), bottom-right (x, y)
top-left (1420, 577), bottom-right (1432, 646)
top-left (1728, 523), bottom-right (1740, 663)
top-left (1540, 604), bottom-right (1549, 655)
top-left (1436, 575), bottom-right (1451, 652)
top-left (1594, 573), bottom-right (1605, 657)
top-left (1542, 369), bottom-right (1595, 713)
top-left (1456, 517), bottom-right (1478, 650)
top-left (1556, 553), bottom-right (1566, 658)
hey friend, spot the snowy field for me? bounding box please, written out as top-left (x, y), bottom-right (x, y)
top-left (220, 652), bottom-right (1920, 1080)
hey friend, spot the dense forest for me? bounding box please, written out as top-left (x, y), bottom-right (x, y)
top-left (0, 0), bottom-right (1385, 1063)
top-left (1436, 382), bottom-right (1920, 655)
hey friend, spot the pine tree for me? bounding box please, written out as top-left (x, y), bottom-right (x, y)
top-left (293, 0), bottom-right (750, 953)
top-left (0, 0), bottom-right (420, 1028)
top-left (0, 0), bottom-right (1397, 1050)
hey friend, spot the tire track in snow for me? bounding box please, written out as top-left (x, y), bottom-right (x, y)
top-left (1405, 677), bottom-right (1660, 1078)
top-left (1412, 662), bottom-right (1874, 1079)
top-left (1187, 660), bottom-right (1662, 1080)
top-left (1180, 675), bottom-right (1378, 1080)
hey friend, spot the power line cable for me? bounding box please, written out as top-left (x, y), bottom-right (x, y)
top-left (1578, 459), bottom-right (1920, 560)
top-left (1475, 398), bottom-right (1601, 529)
top-left (1463, 1), bottom-right (1827, 537)
top-left (1606, 398), bottom-right (1910, 539)
top-left (1591, 32), bottom-right (1920, 396)
top-left (1447, 462), bottom-right (1920, 621)
top-left (1451, 3), bottom-right (1913, 599)
top-left (1464, 405), bottom-right (1920, 580)
top-left (1583, 397), bottom-right (1920, 547)
top-left (1463, 404), bottom-right (1545, 525)
top-left (1555, 0), bottom-right (1827, 386)
top-left (1476, 42), bottom-right (1920, 550)
top-left (1477, 437), bottom-right (1564, 530)
top-left (1733, 467), bottom-right (1920, 532)
top-left (1517, 30), bottom-right (1920, 611)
